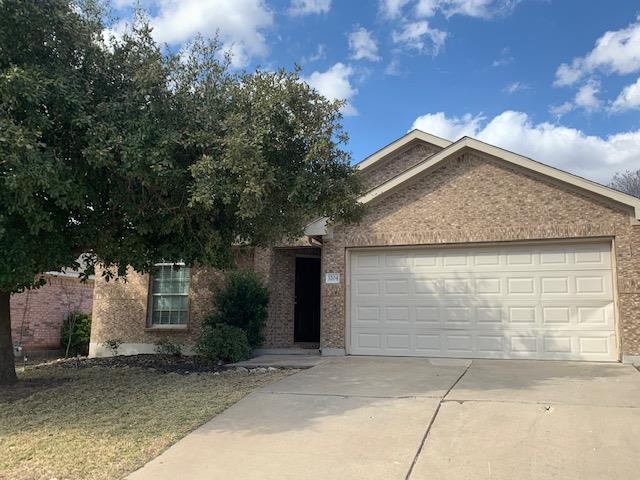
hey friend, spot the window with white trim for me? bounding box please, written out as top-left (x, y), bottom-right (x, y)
top-left (148, 263), bottom-right (190, 327)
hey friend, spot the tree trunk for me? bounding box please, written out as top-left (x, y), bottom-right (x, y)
top-left (0, 291), bottom-right (17, 385)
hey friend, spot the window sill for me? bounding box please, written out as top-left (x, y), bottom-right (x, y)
top-left (146, 325), bottom-right (189, 332)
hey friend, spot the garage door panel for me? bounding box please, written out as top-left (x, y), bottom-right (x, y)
top-left (349, 242), bottom-right (617, 361)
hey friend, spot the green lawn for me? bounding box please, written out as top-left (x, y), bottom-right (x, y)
top-left (0, 361), bottom-right (290, 480)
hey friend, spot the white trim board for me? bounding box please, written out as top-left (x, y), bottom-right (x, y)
top-left (354, 129), bottom-right (451, 171)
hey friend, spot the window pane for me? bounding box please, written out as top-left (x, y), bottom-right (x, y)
top-left (149, 264), bottom-right (190, 326)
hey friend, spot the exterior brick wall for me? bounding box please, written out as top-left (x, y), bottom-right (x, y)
top-left (11, 275), bottom-right (94, 351)
top-left (90, 247), bottom-right (320, 352)
top-left (89, 141), bottom-right (640, 360)
top-left (321, 152), bottom-right (640, 357)
top-left (360, 142), bottom-right (442, 190)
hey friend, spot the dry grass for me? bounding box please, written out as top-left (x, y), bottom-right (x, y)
top-left (0, 363), bottom-right (291, 480)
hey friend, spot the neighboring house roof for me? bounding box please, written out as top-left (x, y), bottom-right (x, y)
top-left (46, 254), bottom-right (95, 280)
top-left (306, 132), bottom-right (640, 235)
top-left (354, 129), bottom-right (452, 171)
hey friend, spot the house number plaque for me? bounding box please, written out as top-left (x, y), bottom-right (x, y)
top-left (325, 273), bottom-right (340, 284)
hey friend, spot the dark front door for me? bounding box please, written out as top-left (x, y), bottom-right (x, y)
top-left (294, 256), bottom-right (321, 343)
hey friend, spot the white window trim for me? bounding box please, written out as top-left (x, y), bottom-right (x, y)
top-left (147, 262), bottom-right (190, 329)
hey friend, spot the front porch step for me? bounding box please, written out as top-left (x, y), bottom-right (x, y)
top-left (253, 347), bottom-right (320, 356)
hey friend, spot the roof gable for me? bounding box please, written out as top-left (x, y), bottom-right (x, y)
top-left (355, 129), bottom-right (452, 171)
top-left (306, 132), bottom-right (640, 235)
top-left (361, 137), bottom-right (640, 219)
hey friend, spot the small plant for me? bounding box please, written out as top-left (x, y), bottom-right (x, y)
top-left (102, 338), bottom-right (122, 356)
top-left (154, 339), bottom-right (183, 357)
top-left (196, 323), bottom-right (250, 363)
top-left (207, 269), bottom-right (269, 348)
top-left (61, 311), bottom-right (92, 357)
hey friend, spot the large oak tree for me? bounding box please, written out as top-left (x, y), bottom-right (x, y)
top-left (0, 0), bottom-right (363, 384)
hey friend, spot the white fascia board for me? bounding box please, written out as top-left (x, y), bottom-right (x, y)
top-left (355, 129), bottom-right (452, 171)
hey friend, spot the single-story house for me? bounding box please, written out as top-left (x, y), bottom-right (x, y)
top-left (89, 130), bottom-right (640, 363)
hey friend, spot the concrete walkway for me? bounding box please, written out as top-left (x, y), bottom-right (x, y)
top-left (231, 353), bottom-right (328, 369)
top-left (128, 357), bottom-right (640, 480)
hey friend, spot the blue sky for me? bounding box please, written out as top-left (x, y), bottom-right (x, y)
top-left (108, 0), bottom-right (640, 183)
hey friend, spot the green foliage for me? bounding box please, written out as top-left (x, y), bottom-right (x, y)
top-left (102, 339), bottom-right (122, 356)
top-left (206, 270), bottom-right (269, 348)
top-left (60, 311), bottom-right (91, 356)
top-left (154, 339), bottom-right (183, 357)
top-left (0, 0), bottom-right (363, 381)
top-left (0, 0), bottom-right (362, 291)
top-left (196, 323), bottom-right (250, 363)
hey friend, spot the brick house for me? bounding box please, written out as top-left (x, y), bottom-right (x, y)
top-left (89, 130), bottom-right (640, 363)
top-left (12, 272), bottom-right (94, 354)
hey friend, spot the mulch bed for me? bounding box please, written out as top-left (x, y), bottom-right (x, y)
top-left (31, 354), bottom-right (231, 374)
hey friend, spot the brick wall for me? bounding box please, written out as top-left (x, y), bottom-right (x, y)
top-left (359, 142), bottom-right (442, 190)
top-left (89, 247), bottom-right (317, 352)
top-left (11, 275), bottom-right (94, 351)
top-left (321, 151), bottom-right (640, 356)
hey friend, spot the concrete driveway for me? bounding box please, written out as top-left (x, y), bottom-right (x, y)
top-left (128, 357), bottom-right (640, 480)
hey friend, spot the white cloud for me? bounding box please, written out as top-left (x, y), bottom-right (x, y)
top-left (554, 17), bottom-right (640, 86)
top-left (411, 110), bottom-right (640, 183)
top-left (381, 2), bottom-right (520, 57)
top-left (573, 79), bottom-right (601, 112)
top-left (492, 47), bottom-right (513, 67)
top-left (392, 21), bottom-right (447, 55)
top-left (415, 0), bottom-right (521, 18)
top-left (547, 79), bottom-right (602, 116)
top-left (111, 0), bottom-right (139, 7)
top-left (303, 63), bottom-right (358, 116)
top-left (492, 57), bottom-right (511, 67)
top-left (348, 27), bottom-right (381, 62)
top-left (384, 57), bottom-right (402, 76)
top-left (379, 0), bottom-right (411, 19)
top-left (611, 77), bottom-right (640, 112)
top-left (107, 0), bottom-right (274, 68)
top-left (549, 101), bottom-right (573, 118)
top-left (288, 0), bottom-right (331, 16)
top-left (301, 44), bottom-right (327, 64)
top-left (503, 81), bottom-right (529, 94)
top-left (412, 112), bottom-right (486, 139)
top-left (381, 0), bottom-right (521, 19)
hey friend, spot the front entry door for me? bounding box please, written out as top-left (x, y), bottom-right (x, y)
top-left (294, 257), bottom-right (321, 343)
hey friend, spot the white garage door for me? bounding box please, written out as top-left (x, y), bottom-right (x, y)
top-left (349, 242), bottom-right (617, 361)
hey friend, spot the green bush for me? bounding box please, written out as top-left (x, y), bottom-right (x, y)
top-left (60, 311), bottom-right (91, 356)
top-left (154, 339), bottom-right (183, 357)
top-left (207, 269), bottom-right (269, 348)
top-left (196, 323), bottom-right (250, 363)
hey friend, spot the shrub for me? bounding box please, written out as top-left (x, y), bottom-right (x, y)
top-left (154, 339), bottom-right (183, 357)
top-left (196, 323), bottom-right (250, 363)
top-left (60, 311), bottom-right (91, 357)
top-left (207, 269), bottom-right (269, 348)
